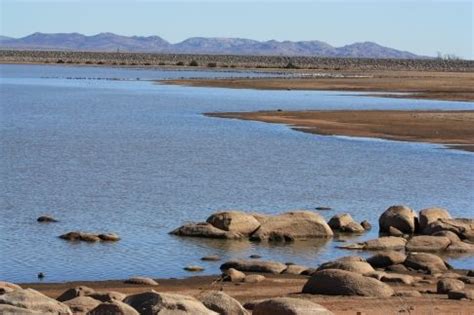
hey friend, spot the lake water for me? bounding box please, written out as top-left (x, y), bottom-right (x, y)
top-left (1, 64), bottom-right (473, 283)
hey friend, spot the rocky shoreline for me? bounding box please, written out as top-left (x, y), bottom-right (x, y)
top-left (1, 50), bottom-right (473, 72)
top-left (2, 205), bottom-right (473, 314)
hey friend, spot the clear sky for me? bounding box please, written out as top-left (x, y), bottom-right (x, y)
top-left (1, 0), bottom-right (472, 59)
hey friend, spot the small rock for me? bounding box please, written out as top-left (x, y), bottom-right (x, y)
top-left (37, 215), bottom-right (58, 223)
top-left (249, 254), bottom-right (261, 259)
top-left (201, 255), bottom-right (221, 261)
top-left (222, 268), bottom-right (246, 282)
top-left (437, 278), bottom-right (465, 294)
top-left (184, 265), bottom-right (205, 272)
top-left (360, 220), bottom-right (372, 230)
top-left (98, 233), bottom-right (120, 242)
top-left (124, 277), bottom-right (158, 286)
top-left (57, 286), bottom-right (95, 302)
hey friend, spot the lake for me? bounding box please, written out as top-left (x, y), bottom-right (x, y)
top-left (1, 64), bottom-right (473, 283)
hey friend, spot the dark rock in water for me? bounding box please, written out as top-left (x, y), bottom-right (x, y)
top-left (169, 222), bottom-right (243, 239)
top-left (201, 255), bottom-right (221, 261)
top-left (361, 220), bottom-right (372, 230)
top-left (37, 215), bottom-right (58, 223)
top-left (315, 206), bottom-right (332, 210)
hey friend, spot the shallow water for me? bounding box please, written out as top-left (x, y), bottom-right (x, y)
top-left (1, 64), bottom-right (473, 283)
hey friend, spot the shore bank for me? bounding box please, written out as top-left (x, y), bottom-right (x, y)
top-left (164, 70), bottom-right (474, 102)
top-left (206, 110), bottom-right (474, 152)
top-left (18, 272), bottom-right (474, 315)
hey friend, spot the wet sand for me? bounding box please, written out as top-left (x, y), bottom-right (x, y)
top-left (22, 273), bottom-right (474, 315)
top-left (163, 70), bottom-right (474, 102)
top-left (207, 110), bottom-right (474, 152)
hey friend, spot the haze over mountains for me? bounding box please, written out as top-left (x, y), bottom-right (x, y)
top-left (0, 32), bottom-right (423, 59)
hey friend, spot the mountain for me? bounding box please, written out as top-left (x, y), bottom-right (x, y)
top-left (0, 32), bottom-right (422, 58)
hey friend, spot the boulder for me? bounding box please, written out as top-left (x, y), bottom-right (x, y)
top-left (423, 218), bottom-right (474, 241)
top-left (37, 215), bottom-right (58, 223)
top-left (431, 230), bottom-right (461, 243)
top-left (328, 213), bottom-right (354, 230)
top-left (220, 260), bottom-right (287, 274)
top-left (404, 252), bottom-right (450, 274)
top-left (124, 277), bottom-right (158, 286)
top-left (244, 275), bottom-right (266, 283)
top-left (283, 265), bottom-right (309, 275)
top-left (447, 290), bottom-right (474, 300)
top-left (87, 291), bottom-right (126, 302)
top-left (87, 300), bottom-right (138, 315)
top-left (381, 273), bottom-right (415, 285)
top-left (340, 222), bottom-right (365, 233)
top-left (0, 305), bottom-right (43, 314)
top-left (302, 269), bottom-right (394, 297)
top-left (57, 286), bottom-right (95, 302)
top-left (0, 282), bottom-right (21, 295)
top-left (317, 259), bottom-right (374, 275)
top-left (206, 211), bottom-right (261, 235)
top-left (0, 288), bottom-right (72, 314)
top-left (98, 233), bottom-right (120, 242)
top-left (59, 232), bottom-right (101, 242)
top-left (222, 268), bottom-right (246, 282)
top-left (360, 220), bottom-right (372, 231)
top-left (169, 222), bottom-right (243, 239)
top-left (338, 236), bottom-right (407, 251)
top-left (367, 251), bottom-right (407, 268)
top-left (446, 241), bottom-right (474, 253)
top-left (437, 279), bottom-right (465, 294)
top-left (123, 291), bottom-right (217, 315)
top-left (419, 208), bottom-right (451, 232)
top-left (64, 296), bottom-right (100, 314)
top-left (405, 235), bottom-right (451, 252)
top-left (253, 297), bottom-right (333, 315)
top-left (199, 291), bottom-right (248, 315)
top-left (385, 264), bottom-right (409, 273)
top-left (250, 211), bottom-right (333, 242)
top-left (379, 205), bottom-right (417, 234)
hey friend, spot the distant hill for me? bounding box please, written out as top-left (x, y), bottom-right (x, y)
top-left (0, 32), bottom-right (423, 59)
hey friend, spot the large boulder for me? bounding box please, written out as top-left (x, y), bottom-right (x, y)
top-left (0, 282), bottom-right (21, 295)
top-left (0, 288), bottom-right (72, 314)
top-left (220, 260), bottom-right (287, 274)
top-left (206, 211), bottom-right (261, 235)
top-left (57, 286), bottom-right (95, 302)
top-left (437, 279), bottom-right (465, 294)
top-left (87, 300), bottom-right (138, 315)
top-left (317, 259), bottom-right (375, 275)
top-left (250, 211), bottom-right (333, 241)
top-left (379, 205), bottom-right (417, 234)
top-left (419, 208), bottom-right (451, 232)
top-left (423, 218), bottom-right (474, 241)
top-left (404, 252), bottom-right (450, 274)
top-left (367, 251), bottom-right (407, 268)
top-left (123, 291), bottom-right (217, 314)
top-left (169, 222), bottom-right (243, 239)
top-left (198, 291), bottom-right (248, 315)
top-left (405, 235), bottom-right (451, 252)
top-left (253, 297), bottom-right (333, 315)
top-left (302, 269), bottom-right (394, 297)
top-left (64, 296), bottom-right (100, 314)
top-left (338, 236), bottom-right (407, 251)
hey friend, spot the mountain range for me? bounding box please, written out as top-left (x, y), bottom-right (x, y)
top-left (0, 32), bottom-right (423, 59)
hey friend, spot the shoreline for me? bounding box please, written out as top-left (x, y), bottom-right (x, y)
top-left (161, 70), bottom-right (474, 102)
top-left (206, 110), bottom-right (474, 152)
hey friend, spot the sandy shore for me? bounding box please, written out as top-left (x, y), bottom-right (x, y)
top-left (207, 110), bottom-right (474, 152)
top-left (163, 70), bottom-right (474, 102)
top-left (20, 272), bottom-right (474, 315)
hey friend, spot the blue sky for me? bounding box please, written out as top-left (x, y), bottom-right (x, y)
top-left (1, 1), bottom-right (472, 58)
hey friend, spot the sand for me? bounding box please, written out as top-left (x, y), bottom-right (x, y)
top-left (207, 110), bottom-right (474, 152)
top-left (162, 70), bottom-right (474, 102)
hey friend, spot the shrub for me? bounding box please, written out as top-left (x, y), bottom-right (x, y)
top-left (189, 60), bottom-right (199, 66)
top-left (56, 59), bottom-right (64, 64)
top-left (284, 61), bottom-right (299, 69)
top-left (176, 61), bottom-right (185, 66)
top-left (159, 62), bottom-right (166, 65)
top-left (207, 62), bottom-right (217, 68)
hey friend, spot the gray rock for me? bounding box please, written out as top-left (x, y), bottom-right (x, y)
top-left (64, 296), bottom-right (100, 314)
top-left (317, 259), bottom-right (375, 275)
top-left (97, 233), bottom-right (120, 242)
top-left (379, 205), bottom-right (417, 234)
top-left (360, 220), bottom-right (372, 231)
top-left (169, 222), bottom-right (243, 239)
top-left (253, 297), bottom-right (333, 315)
top-left (419, 208), bottom-right (451, 232)
top-left (404, 252), bottom-right (450, 274)
top-left (302, 269), bottom-right (394, 297)
top-left (222, 268), bottom-right (246, 282)
top-left (184, 265), bottom-right (205, 272)
top-left (220, 260), bottom-right (287, 274)
top-left (37, 215), bottom-right (58, 223)
top-left (206, 211), bottom-right (261, 235)
top-left (338, 236), bottom-right (407, 251)
top-left (437, 279), bottom-right (465, 294)
top-left (406, 235), bottom-right (451, 252)
top-left (201, 255), bottom-right (221, 261)
top-left (199, 291), bottom-right (248, 315)
top-left (367, 251), bottom-right (407, 268)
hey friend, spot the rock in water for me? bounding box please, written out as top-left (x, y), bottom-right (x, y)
top-left (302, 269), bottom-right (394, 297)
top-left (206, 211), bottom-right (261, 235)
top-left (250, 211), bottom-right (333, 241)
top-left (419, 207), bottom-right (451, 232)
top-left (169, 222), bottom-right (243, 239)
top-left (37, 215), bottom-right (58, 223)
top-left (379, 205), bottom-right (417, 234)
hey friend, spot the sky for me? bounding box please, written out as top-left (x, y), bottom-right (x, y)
top-left (0, 0), bottom-right (472, 59)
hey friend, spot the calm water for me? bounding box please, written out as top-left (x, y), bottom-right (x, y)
top-left (1, 64), bottom-right (473, 283)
